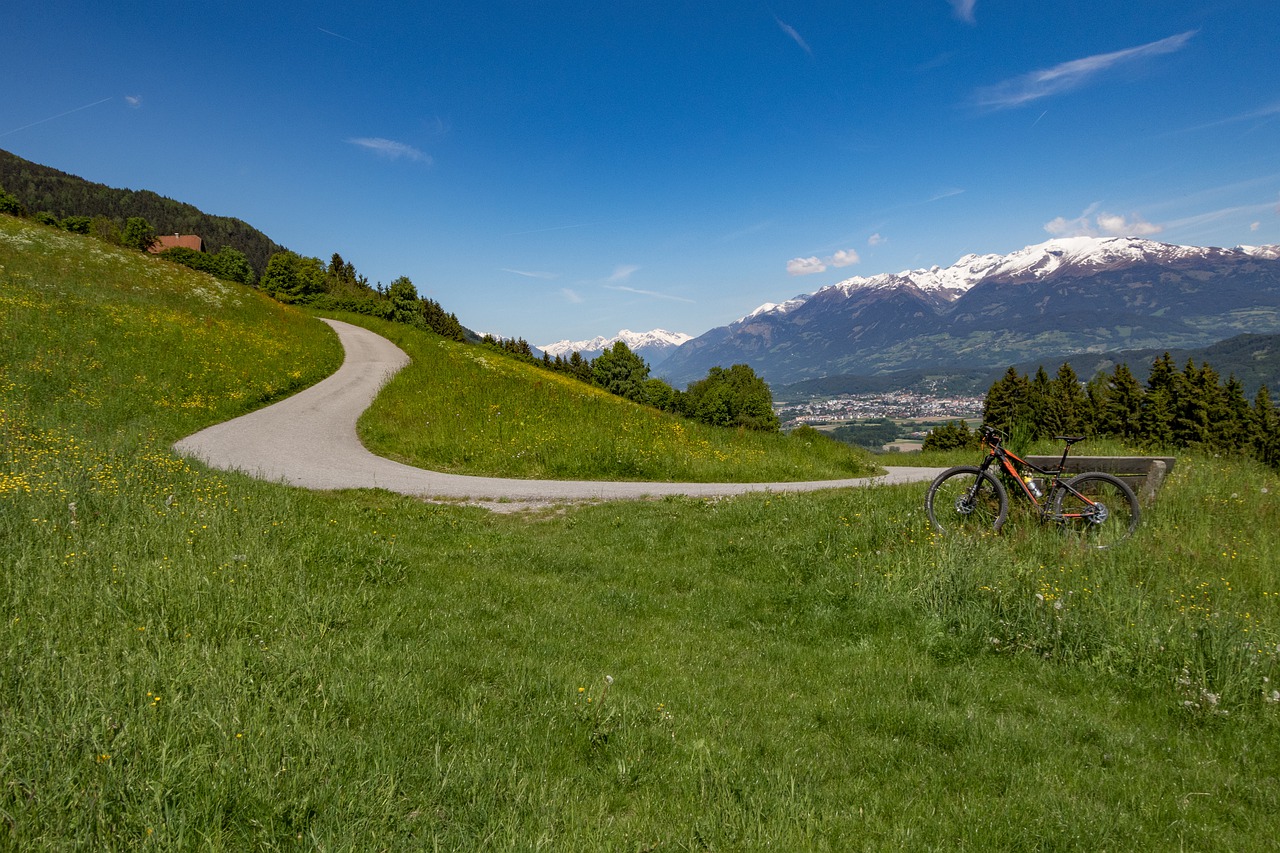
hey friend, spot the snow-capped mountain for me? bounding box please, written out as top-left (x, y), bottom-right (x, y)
top-left (736, 237), bottom-right (1249, 324)
top-left (661, 236), bottom-right (1280, 386)
top-left (538, 328), bottom-right (693, 367)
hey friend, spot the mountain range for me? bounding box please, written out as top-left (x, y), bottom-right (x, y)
top-left (657, 237), bottom-right (1280, 387)
top-left (538, 328), bottom-right (692, 367)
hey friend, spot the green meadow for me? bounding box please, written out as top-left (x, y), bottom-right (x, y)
top-left (2, 214), bottom-right (1279, 850)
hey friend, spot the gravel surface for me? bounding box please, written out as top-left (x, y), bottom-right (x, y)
top-left (174, 319), bottom-right (945, 511)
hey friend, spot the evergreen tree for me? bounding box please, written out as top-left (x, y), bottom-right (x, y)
top-left (1099, 363), bottom-right (1145, 441)
top-left (1250, 386), bottom-right (1280, 469)
top-left (387, 276), bottom-right (422, 323)
top-left (1213, 375), bottom-right (1252, 451)
top-left (1046, 362), bottom-right (1087, 437)
top-left (1025, 366), bottom-right (1053, 441)
top-left (1174, 359), bottom-right (1218, 446)
top-left (982, 367), bottom-right (1029, 433)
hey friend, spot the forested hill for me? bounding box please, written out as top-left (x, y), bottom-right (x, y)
top-left (0, 148), bottom-right (284, 273)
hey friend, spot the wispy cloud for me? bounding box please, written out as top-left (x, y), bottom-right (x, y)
top-left (948, 0), bottom-right (976, 24)
top-left (0, 96), bottom-right (112, 138)
top-left (604, 284), bottom-right (695, 303)
top-left (787, 248), bottom-right (862, 276)
top-left (868, 233), bottom-right (886, 247)
top-left (775, 18), bottom-right (812, 55)
top-left (1170, 100), bottom-right (1280, 135)
top-left (501, 268), bottom-right (559, 280)
top-left (974, 30), bottom-right (1196, 110)
top-left (1045, 204), bottom-right (1163, 237)
top-left (318, 27), bottom-right (363, 46)
top-left (608, 264), bottom-right (640, 282)
top-left (560, 288), bottom-right (584, 304)
top-left (347, 137), bottom-right (432, 163)
top-left (125, 95), bottom-right (143, 108)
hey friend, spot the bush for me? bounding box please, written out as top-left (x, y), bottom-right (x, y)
top-left (922, 420), bottom-right (977, 452)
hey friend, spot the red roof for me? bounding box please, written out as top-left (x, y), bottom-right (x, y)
top-left (150, 234), bottom-right (204, 253)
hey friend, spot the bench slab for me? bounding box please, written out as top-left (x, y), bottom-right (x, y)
top-left (1024, 455), bottom-right (1176, 504)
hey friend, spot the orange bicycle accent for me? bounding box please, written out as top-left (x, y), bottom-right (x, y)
top-left (924, 426), bottom-right (1140, 548)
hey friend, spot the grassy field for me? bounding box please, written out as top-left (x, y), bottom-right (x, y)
top-left (3, 215), bottom-right (1279, 850)
top-left (332, 311), bottom-right (878, 483)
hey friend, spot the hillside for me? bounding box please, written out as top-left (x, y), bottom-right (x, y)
top-left (0, 147), bottom-right (285, 273)
top-left (4, 215), bottom-right (1280, 848)
top-left (776, 331), bottom-right (1280, 401)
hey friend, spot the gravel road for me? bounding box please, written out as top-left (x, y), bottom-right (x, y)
top-left (174, 319), bottom-right (945, 510)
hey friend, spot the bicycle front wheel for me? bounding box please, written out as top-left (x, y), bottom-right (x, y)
top-left (925, 466), bottom-right (1008, 537)
top-left (1052, 472), bottom-right (1140, 549)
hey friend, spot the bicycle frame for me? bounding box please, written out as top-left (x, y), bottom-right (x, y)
top-left (974, 429), bottom-right (1100, 523)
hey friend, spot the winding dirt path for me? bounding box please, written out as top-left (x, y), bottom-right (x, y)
top-left (174, 319), bottom-right (944, 510)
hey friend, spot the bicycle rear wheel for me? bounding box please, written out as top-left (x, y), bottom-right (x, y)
top-left (1052, 472), bottom-right (1140, 549)
top-left (925, 466), bottom-right (1008, 537)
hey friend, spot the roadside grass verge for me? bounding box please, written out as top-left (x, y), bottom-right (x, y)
top-left (3, 216), bottom-right (1279, 848)
top-left (322, 311), bottom-right (878, 482)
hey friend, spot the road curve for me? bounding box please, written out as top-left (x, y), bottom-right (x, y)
top-left (174, 319), bottom-right (944, 508)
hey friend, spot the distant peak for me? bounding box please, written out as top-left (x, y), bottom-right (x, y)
top-left (538, 328), bottom-right (692, 357)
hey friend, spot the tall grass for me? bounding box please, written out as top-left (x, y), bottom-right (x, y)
top-left (3, 215), bottom-right (1279, 849)
top-left (331, 312), bottom-right (878, 482)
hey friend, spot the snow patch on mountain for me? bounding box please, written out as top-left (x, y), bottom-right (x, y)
top-left (739, 237), bottom-right (1278, 324)
top-left (539, 328), bottom-right (693, 360)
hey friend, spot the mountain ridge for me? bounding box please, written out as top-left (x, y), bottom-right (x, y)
top-left (660, 236), bottom-right (1280, 387)
top-left (539, 328), bottom-right (693, 366)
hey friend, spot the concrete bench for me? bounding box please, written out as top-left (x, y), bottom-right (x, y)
top-left (1023, 455), bottom-right (1177, 505)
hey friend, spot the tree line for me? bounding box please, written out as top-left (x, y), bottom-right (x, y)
top-left (924, 356), bottom-right (1280, 470)
top-left (481, 337), bottom-right (780, 432)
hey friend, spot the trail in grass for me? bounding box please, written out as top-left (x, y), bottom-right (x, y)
top-left (174, 319), bottom-right (944, 507)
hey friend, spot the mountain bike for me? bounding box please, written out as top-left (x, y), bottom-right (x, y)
top-left (924, 427), bottom-right (1140, 548)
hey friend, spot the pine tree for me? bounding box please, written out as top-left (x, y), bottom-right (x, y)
top-left (982, 367), bottom-right (1029, 434)
top-left (1174, 359), bottom-right (1218, 446)
top-left (1251, 386), bottom-right (1280, 469)
top-left (1100, 363), bottom-right (1145, 441)
top-left (1047, 362), bottom-right (1087, 437)
top-left (1213, 375), bottom-right (1252, 451)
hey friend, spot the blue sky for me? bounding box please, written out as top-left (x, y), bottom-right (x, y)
top-left (3, 1), bottom-right (1279, 344)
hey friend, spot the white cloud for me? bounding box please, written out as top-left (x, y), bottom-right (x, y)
top-left (948, 0), bottom-right (976, 24)
top-left (787, 256), bottom-right (827, 276)
top-left (788, 249), bottom-right (862, 275)
top-left (560, 288), bottom-right (583, 304)
top-left (974, 30), bottom-right (1196, 110)
top-left (868, 233), bottom-right (885, 247)
top-left (829, 249), bottom-right (861, 268)
top-left (775, 18), bottom-right (812, 55)
top-left (1252, 222), bottom-right (1262, 232)
top-left (347, 137), bottom-right (431, 163)
top-left (1045, 206), bottom-right (1163, 237)
top-left (501, 268), bottom-right (558, 280)
top-left (608, 264), bottom-right (640, 282)
top-left (125, 95), bottom-right (143, 108)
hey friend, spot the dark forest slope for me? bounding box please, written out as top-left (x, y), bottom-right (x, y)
top-left (0, 148), bottom-right (284, 273)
